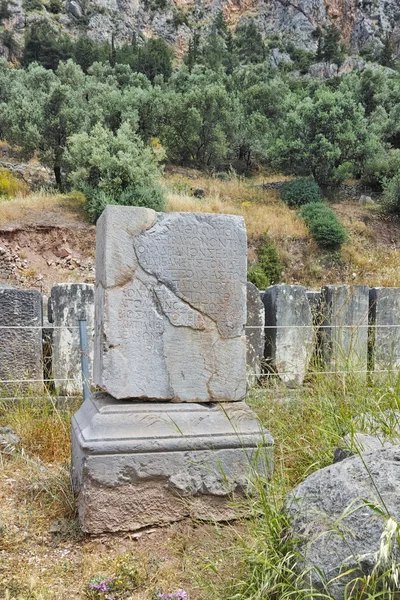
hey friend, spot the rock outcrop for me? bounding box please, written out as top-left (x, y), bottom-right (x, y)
top-left (1, 0), bottom-right (400, 57)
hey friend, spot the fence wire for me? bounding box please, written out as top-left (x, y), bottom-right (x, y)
top-left (0, 321), bottom-right (400, 396)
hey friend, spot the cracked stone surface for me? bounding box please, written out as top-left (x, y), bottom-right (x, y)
top-left (93, 206), bottom-right (247, 401)
top-left (263, 284), bottom-right (314, 388)
top-left (320, 285), bottom-right (369, 373)
top-left (49, 283), bottom-right (95, 395)
top-left (0, 288), bottom-right (43, 393)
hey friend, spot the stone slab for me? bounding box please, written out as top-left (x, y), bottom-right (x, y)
top-left (49, 284), bottom-right (95, 395)
top-left (71, 393), bottom-right (273, 533)
top-left (369, 287), bottom-right (400, 374)
top-left (246, 282), bottom-right (265, 383)
top-left (263, 284), bottom-right (314, 387)
top-left (0, 288), bottom-right (43, 393)
top-left (94, 206), bottom-right (247, 402)
top-left (320, 285), bottom-right (369, 373)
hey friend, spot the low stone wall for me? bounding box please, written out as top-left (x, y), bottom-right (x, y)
top-left (1, 282), bottom-right (400, 395)
top-left (257, 284), bottom-right (400, 387)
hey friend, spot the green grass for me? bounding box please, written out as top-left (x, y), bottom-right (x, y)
top-left (2, 379), bottom-right (400, 598)
top-left (207, 375), bottom-right (400, 600)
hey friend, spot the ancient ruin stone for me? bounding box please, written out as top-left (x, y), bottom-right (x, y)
top-left (72, 393), bottom-right (273, 533)
top-left (263, 284), bottom-right (314, 388)
top-left (246, 282), bottom-right (265, 383)
top-left (0, 288), bottom-right (43, 393)
top-left (370, 287), bottom-right (400, 375)
top-left (94, 206), bottom-right (247, 401)
top-left (320, 285), bottom-right (369, 373)
top-left (49, 283), bottom-right (95, 395)
top-left (286, 446), bottom-right (400, 600)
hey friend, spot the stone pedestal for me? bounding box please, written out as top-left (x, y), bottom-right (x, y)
top-left (72, 206), bottom-right (273, 533)
top-left (72, 393), bottom-right (273, 533)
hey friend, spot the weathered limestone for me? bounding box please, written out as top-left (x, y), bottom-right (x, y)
top-left (285, 446), bottom-right (400, 600)
top-left (0, 288), bottom-right (43, 393)
top-left (306, 290), bottom-right (322, 324)
top-left (320, 285), bottom-right (369, 373)
top-left (246, 282), bottom-right (265, 383)
top-left (72, 393), bottom-right (273, 533)
top-left (94, 206), bottom-right (247, 402)
top-left (263, 284), bottom-right (314, 387)
top-left (72, 206), bottom-right (272, 533)
top-left (49, 284), bottom-right (94, 395)
top-left (369, 287), bottom-right (400, 375)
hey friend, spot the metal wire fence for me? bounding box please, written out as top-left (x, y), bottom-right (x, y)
top-left (1, 320), bottom-right (400, 400)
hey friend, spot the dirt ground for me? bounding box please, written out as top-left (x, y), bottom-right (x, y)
top-left (0, 456), bottom-right (244, 600)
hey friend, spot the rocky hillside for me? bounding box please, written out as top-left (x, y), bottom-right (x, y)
top-left (1, 0), bottom-right (400, 58)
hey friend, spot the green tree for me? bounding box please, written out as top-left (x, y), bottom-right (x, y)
top-left (0, 0), bottom-right (10, 21)
top-left (380, 34), bottom-right (395, 68)
top-left (23, 21), bottom-right (72, 70)
top-left (132, 38), bottom-right (173, 82)
top-left (66, 121), bottom-right (164, 221)
top-left (0, 62), bottom-right (86, 188)
top-left (184, 35), bottom-right (199, 73)
top-left (234, 20), bottom-right (265, 64)
top-left (319, 24), bottom-right (344, 65)
top-left (162, 83), bottom-right (234, 167)
top-left (72, 36), bottom-right (109, 72)
top-left (271, 87), bottom-right (376, 188)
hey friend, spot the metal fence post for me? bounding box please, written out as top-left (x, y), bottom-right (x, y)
top-left (78, 319), bottom-right (90, 402)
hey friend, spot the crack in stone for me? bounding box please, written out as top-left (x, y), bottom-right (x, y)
top-left (132, 241), bottom-right (223, 334)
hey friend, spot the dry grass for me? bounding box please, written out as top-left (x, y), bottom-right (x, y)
top-left (0, 190), bottom-right (86, 226)
top-left (0, 191), bottom-right (62, 224)
top-left (165, 174), bottom-right (307, 240)
top-left (0, 394), bottom-right (242, 600)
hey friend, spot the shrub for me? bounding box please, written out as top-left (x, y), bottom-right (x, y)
top-left (382, 172), bottom-right (400, 213)
top-left (48, 0), bottom-right (62, 13)
top-left (280, 178), bottom-right (321, 208)
top-left (258, 233), bottom-right (282, 284)
top-left (82, 184), bottom-right (165, 223)
top-left (0, 167), bottom-right (27, 198)
top-left (248, 234), bottom-right (282, 290)
top-left (363, 150), bottom-right (400, 191)
top-left (300, 201), bottom-right (348, 249)
top-left (248, 264), bottom-right (268, 290)
top-left (67, 122), bottom-right (164, 222)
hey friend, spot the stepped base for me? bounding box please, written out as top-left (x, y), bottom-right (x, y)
top-left (71, 393), bottom-right (273, 533)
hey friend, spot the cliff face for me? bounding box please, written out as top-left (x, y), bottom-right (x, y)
top-left (1, 0), bottom-right (400, 56)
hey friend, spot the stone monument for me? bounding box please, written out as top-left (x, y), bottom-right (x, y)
top-left (0, 287), bottom-right (43, 394)
top-left (320, 285), bottom-right (369, 373)
top-left (49, 283), bottom-right (95, 395)
top-left (72, 206), bottom-right (273, 533)
top-left (246, 282), bottom-right (265, 383)
top-left (263, 284), bottom-right (314, 387)
top-left (370, 287), bottom-right (400, 376)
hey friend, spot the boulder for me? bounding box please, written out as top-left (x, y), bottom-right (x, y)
top-left (67, 0), bottom-right (82, 18)
top-left (333, 432), bottom-right (395, 463)
top-left (286, 447), bottom-right (400, 599)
